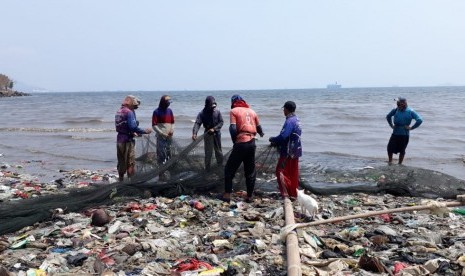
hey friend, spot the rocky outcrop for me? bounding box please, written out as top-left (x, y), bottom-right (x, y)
top-left (0, 90), bottom-right (30, 97)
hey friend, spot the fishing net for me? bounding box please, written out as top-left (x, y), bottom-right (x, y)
top-left (0, 134), bottom-right (279, 235)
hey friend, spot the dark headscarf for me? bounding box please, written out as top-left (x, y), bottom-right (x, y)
top-left (158, 95), bottom-right (172, 110)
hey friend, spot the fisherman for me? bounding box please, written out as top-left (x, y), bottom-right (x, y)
top-left (386, 97), bottom-right (423, 164)
top-left (269, 101), bottom-right (302, 199)
top-left (192, 96), bottom-right (224, 171)
top-left (152, 95), bottom-right (175, 179)
top-left (219, 94), bottom-right (264, 203)
top-left (115, 95), bottom-right (152, 182)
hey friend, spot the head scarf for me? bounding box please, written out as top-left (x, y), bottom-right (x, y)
top-left (158, 95), bottom-right (172, 110)
top-left (122, 95), bottom-right (140, 109)
top-left (231, 94), bottom-right (249, 109)
top-left (396, 97), bottom-right (407, 111)
top-left (204, 96), bottom-right (217, 112)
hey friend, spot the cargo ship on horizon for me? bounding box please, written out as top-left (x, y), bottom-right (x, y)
top-left (327, 82), bottom-right (342, 89)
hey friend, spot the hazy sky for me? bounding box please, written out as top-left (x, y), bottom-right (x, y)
top-left (1, 1), bottom-right (465, 91)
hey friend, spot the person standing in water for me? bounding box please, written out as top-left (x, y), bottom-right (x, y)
top-left (386, 97), bottom-right (423, 164)
top-left (192, 96), bottom-right (224, 171)
top-left (115, 95), bottom-right (152, 182)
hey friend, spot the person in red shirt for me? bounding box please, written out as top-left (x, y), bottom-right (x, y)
top-left (152, 95), bottom-right (175, 165)
top-left (219, 95), bottom-right (264, 203)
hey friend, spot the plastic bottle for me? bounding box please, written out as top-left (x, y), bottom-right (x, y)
top-left (452, 208), bottom-right (465, 215)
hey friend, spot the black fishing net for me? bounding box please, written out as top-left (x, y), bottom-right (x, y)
top-left (0, 134), bottom-right (279, 235)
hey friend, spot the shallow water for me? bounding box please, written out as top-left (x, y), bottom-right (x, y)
top-left (1, 87), bottom-right (464, 180)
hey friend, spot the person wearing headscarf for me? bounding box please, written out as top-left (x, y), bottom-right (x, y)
top-left (386, 97), bottom-right (423, 164)
top-left (192, 96), bottom-right (224, 171)
top-left (269, 101), bottom-right (302, 199)
top-left (152, 95), bottom-right (175, 169)
top-left (115, 95), bottom-right (152, 182)
top-left (219, 94), bottom-right (264, 203)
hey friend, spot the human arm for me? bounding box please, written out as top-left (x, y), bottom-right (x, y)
top-left (255, 113), bottom-right (264, 137)
top-left (386, 109), bottom-right (396, 129)
top-left (229, 124), bottom-right (237, 143)
top-left (128, 111), bottom-right (151, 135)
top-left (269, 120), bottom-right (292, 144)
top-left (406, 110), bottom-right (423, 130)
top-left (192, 112), bottom-right (202, 140)
top-left (211, 110), bottom-right (224, 133)
top-left (256, 125), bottom-right (264, 137)
top-left (168, 110), bottom-right (175, 136)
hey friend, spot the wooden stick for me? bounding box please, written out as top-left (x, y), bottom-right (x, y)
top-left (281, 200), bottom-right (464, 239)
top-left (283, 197), bottom-right (302, 276)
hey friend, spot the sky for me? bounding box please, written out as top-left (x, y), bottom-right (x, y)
top-left (1, 1), bottom-right (465, 92)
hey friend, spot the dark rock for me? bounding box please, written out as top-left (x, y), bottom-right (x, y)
top-left (91, 209), bottom-right (111, 226)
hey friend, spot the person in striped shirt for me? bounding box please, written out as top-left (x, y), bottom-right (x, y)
top-left (152, 95), bottom-right (175, 170)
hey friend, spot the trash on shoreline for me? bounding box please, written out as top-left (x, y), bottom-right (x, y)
top-left (1, 160), bottom-right (465, 275)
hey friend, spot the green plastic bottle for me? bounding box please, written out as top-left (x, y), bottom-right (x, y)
top-left (452, 208), bottom-right (465, 215)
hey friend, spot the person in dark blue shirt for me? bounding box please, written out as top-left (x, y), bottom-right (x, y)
top-left (386, 97), bottom-right (423, 164)
top-left (269, 101), bottom-right (302, 198)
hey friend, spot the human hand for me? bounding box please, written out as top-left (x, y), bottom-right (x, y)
top-left (145, 128), bottom-right (153, 134)
top-left (404, 126), bottom-right (412, 130)
top-left (192, 134), bottom-right (197, 141)
top-left (208, 128), bottom-right (215, 134)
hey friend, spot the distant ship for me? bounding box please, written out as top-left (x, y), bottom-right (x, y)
top-left (327, 82), bottom-right (342, 89)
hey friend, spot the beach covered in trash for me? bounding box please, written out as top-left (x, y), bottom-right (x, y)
top-left (1, 160), bottom-right (465, 275)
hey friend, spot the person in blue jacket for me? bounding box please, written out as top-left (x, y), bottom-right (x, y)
top-left (115, 95), bottom-right (152, 182)
top-left (386, 97), bottom-right (423, 164)
top-left (269, 101), bottom-right (302, 199)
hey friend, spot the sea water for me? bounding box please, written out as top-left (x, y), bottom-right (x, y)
top-left (1, 87), bottom-right (464, 180)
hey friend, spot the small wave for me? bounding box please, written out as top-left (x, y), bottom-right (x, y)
top-left (0, 127), bottom-right (114, 133)
top-left (70, 136), bottom-right (108, 141)
top-left (174, 115), bottom-right (196, 121)
top-left (51, 134), bottom-right (111, 140)
top-left (64, 118), bottom-right (105, 124)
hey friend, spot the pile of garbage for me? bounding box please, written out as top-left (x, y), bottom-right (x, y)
top-left (1, 160), bottom-right (465, 275)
